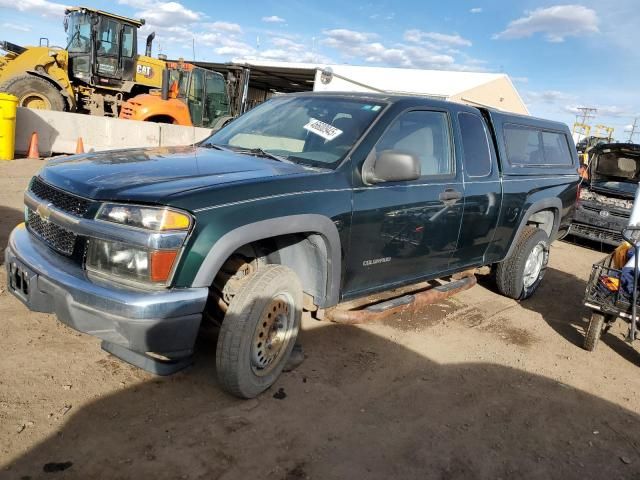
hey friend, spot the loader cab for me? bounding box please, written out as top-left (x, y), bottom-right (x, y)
top-left (167, 63), bottom-right (231, 127)
top-left (64, 7), bottom-right (141, 87)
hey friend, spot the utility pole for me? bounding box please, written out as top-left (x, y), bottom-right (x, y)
top-left (576, 106), bottom-right (597, 125)
top-left (629, 118), bottom-right (638, 143)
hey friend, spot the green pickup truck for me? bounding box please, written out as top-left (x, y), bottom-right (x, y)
top-left (6, 93), bottom-right (579, 398)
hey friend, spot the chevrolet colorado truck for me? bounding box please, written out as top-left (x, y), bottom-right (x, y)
top-left (6, 93), bottom-right (579, 398)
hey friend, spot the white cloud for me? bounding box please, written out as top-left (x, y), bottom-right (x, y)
top-left (134, 1), bottom-right (201, 27)
top-left (564, 104), bottom-right (632, 118)
top-left (1, 22), bottom-right (31, 32)
top-left (512, 76), bottom-right (529, 84)
top-left (321, 28), bottom-right (485, 70)
top-left (270, 37), bottom-right (304, 52)
top-left (204, 21), bottom-right (242, 34)
top-left (494, 5), bottom-right (599, 42)
top-left (404, 29), bottom-right (472, 47)
top-left (323, 28), bottom-right (374, 44)
top-left (262, 15), bottom-right (285, 23)
top-left (525, 90), bottom-right (575, 104)
top-left (470, 7), bottom-right (483, 14)
top-left (0, 0), bottom-right (68, 17)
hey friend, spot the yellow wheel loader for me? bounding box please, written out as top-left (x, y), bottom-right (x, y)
top-left (0, 7), bottom-right (166, 116)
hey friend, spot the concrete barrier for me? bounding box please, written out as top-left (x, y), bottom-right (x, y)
top-left (14, 108), bottom-right (214, 156)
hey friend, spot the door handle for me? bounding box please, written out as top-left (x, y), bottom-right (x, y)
top-left (439, 189), bottom-right (462, 202)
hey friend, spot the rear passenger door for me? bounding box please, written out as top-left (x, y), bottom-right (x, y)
top-left (452, 112), bottom-right (503, 268)
top-left (344, 109), bottom-right (464, 296)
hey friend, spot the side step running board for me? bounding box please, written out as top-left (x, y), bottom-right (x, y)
top-left (326, 275), bottom-right (476, 325)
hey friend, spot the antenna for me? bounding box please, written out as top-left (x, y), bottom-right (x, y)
top-left (192, 38), bottom-right (196, 61)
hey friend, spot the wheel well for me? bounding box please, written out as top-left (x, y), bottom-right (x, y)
top-left (213, 233), bottom-right (330, 308)
top-left (526, 208), bottom-right (557, 238)
top-left (145, 115), bottom-right (177, 124)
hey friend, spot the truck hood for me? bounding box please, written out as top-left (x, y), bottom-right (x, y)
top-left (38, 146), bottom-right (314, 202)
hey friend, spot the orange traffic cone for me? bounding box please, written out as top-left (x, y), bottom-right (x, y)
top-left (27, 132), bottom-right (40, 159)
top-left (75, 137), bottom-right (84, 154)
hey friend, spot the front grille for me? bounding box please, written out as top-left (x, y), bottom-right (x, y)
top-left (581, 204), bottom-right (630, 219)
top-left (570, 223), bottom-right (622, 245)
top-left (29, 177), bottom-right (91, 217)
top-left (27, 209), bottom-right (77, 256)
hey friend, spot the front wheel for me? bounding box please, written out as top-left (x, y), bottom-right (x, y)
top-left (495, 226), bottom-right (550, 300)
top-left (583, 312), bottom-right (614, 351)
top-left (216, 264), bottom-right (302, 398)
top-left (0, 74), bottom-right (65, 111)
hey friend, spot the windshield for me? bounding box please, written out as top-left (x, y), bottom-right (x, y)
top-left (593, 150), bottom-right (640, 181)
top-left (66, 12), bottom-right (91, 53)
top-left (204, 96), bottom-right (386, 168)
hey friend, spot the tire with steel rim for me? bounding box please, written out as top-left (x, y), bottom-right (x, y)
top-left (495, 226), bottom-right (550, 300)
top-left (216, 264), bottom-right (302, 398)
top-left (583, 312), bottom-right (605, 351)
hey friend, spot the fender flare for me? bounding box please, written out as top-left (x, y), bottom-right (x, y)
top-left (502, 198), bottom-right (562, 261)
top-left (25, 70), bottom-right (75, 110)
top-left (191, 214), bottom-right (342, 307)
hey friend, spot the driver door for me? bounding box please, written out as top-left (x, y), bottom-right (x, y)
top-left (95, 18), bottom-right (121, 79)
top-left (344, 109), bottom-right (464, 296)
top-left (187, 68), bottom-right (204, 127)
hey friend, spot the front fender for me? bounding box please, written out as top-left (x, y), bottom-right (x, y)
top-left (190, 214), bottom-right (342, 307)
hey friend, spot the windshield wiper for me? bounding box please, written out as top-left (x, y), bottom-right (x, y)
top-left (200, 143), bottom-right (232, 151)
top-left (228, 146), bottom-right (292, 163)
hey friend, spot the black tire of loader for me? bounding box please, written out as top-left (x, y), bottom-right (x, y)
top-left (0, 74), bottom-right (65, 111)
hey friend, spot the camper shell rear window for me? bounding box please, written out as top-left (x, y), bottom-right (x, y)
top-left (503, 123), bottom-right (572, 167)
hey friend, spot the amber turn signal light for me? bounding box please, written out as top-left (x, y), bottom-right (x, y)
top-left (150, 250), bottom-right (179, 283)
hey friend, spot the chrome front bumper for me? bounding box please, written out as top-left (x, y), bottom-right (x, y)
top-left (6, 224), bottom-right (208, 361)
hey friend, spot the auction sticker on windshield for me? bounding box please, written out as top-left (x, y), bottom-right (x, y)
top-left (304, 118), bottom-right (343, 141)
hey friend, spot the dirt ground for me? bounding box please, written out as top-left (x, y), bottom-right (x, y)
top-left (1, 159), bottom-right (639, 480)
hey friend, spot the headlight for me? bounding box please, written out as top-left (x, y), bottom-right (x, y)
top-left (96, 204), bottom-right (192, 231)
top-left (86, 239), bottom-right (179, 287)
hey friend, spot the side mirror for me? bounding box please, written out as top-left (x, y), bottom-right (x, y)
top-left (365, 150), bottom-right (421, 183)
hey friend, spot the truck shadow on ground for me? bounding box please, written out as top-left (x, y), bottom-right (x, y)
top-left (5, 318), bottom-right (640, 479)
top-left (0, 206), bottom-right (24, 265)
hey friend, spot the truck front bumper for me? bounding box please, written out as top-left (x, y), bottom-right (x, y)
top-left (5, 224), bottom-right (208, 372)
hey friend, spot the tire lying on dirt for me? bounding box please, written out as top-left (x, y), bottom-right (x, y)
top-left (0, 74), bottom-right (65, 111)
top-left (583, 312), bottom-right (605, 351)
top-left (495, 226), bottom-right (550, 300)
top-left (216, 264), bottom-right (302, 398)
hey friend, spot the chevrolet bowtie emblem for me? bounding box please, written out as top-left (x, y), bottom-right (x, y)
top-left (36, 202), bottom-right (53, 222)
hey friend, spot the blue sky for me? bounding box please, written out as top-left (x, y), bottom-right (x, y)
top-left (1, 0), bottom-right (638, 140)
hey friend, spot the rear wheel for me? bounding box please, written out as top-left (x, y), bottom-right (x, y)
top-left (584, 312), bottom-right (605, 351)
top-left (495, 226), bottom-right (550, 300)
top-left (216, 264), bottom-right (302, 398)
top-left (0, 74), bottom-right (65, 111)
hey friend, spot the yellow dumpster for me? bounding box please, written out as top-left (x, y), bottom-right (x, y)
top-left (0, 93), bottom-right (18, 161)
